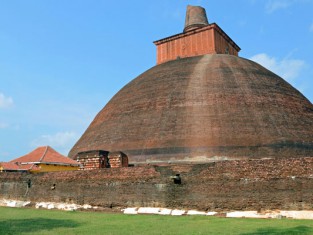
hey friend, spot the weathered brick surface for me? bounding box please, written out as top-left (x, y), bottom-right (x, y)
top-left (77, 150), bottom-right (109, 170)
top-left (108, 152), bottom-right (128, 168)
top-left (1, 157), bottom-right (313, 211)
top-left (69, 54), bottom-right (313, 163)
top-left (183, 5), bottom-right (208, 32)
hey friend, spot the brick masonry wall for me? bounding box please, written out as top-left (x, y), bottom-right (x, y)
top-left (108, 152), bottom-right (128, 168)
top-left (1, 157), bottom-right (312, 211)
top-left (78, 156), bottom-right (104, 170)
top-left (154, 24), bottom-right (239, 65)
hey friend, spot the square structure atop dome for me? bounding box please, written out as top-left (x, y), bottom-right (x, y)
top-left (154, 5), bottom-right (241, 65)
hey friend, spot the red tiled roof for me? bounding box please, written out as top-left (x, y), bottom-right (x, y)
top-left (0, 162), bottom-right (38, 171)
top-left (10, 146), bottom-right (80, 166)
top-left (1, 162), bottom-right (20, 170)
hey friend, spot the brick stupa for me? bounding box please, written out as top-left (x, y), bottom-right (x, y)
top-left (69, 5), bottom-right (313, 164)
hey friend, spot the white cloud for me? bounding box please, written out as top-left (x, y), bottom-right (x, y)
top-left (265, 0), bottom-right (313, 13)
top-left (250, 53), bottom-right (306, 82)
top-left (31, 131), bottom-right (79, 155)
top-left (265, 0), bottom-right (294, 13)
top-left (0, 93), bottom-right (13, 109)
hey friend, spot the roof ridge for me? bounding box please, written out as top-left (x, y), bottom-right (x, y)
top-left (39, 146), bottom-right (49, 162)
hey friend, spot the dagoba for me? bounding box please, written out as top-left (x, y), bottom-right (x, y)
top-left (69, 5), bottom-right (313, 164)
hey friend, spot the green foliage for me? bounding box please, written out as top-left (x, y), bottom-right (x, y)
top-left (0, 207), bottom-right (313, 235)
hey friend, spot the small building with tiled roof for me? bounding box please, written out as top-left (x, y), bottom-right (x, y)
top-left (0, 162), bottom-right (40, 172)
top-left (1, 146), bottom-right (80, 173)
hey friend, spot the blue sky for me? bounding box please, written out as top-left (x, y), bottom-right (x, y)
top-left (1, 0), bottom-right (313, 161)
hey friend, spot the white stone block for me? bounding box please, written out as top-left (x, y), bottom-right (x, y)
top-left (15, 201), bottom-right (26, 208)
top-left (138, 207), bottom-right (160, 214)
top-left (187, 210), bottom-right (206, 215)
top-left (264, 212), bottom-right (281, 219)
top-left (57, 204), bottom-right (66, 210)
top-left (7, 201), bottom-right (17, 207)
top-left (123, 208), bottom-right (138, 214)
top-left (226, 211), bottom-right (258, 218)
top-left (22, 201), bottom-right (31, 207)
top-left (158, 208), bottom-right (172, 215)
top-left (171, 209), bottom-right (186, 216)
top-left (206, 211), bottom-right (217, 216)
top-left (281, 211), bottom-right (313, 220)
top-left (64, 204), bottom-right (78, 211)
top-left (82, 204), bottom-right (92, 210)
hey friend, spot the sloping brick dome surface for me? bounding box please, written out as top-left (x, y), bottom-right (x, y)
top-left (69, 54), bottom-right (313, 163)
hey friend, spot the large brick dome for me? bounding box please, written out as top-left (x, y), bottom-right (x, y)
top-left (69, 54), bottom-right (313, 163)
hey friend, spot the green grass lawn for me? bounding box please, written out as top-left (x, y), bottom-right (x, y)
top-left (0, 207), bottom-right (313, 235)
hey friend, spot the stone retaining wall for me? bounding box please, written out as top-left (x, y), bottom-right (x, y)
top-left (1, 157), bottom-right (312, 211)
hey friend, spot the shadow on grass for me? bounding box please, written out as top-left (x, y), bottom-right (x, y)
top-left (0, 218), bottom-right (80, 234)
top-left (241, 225), bottom-right (313, 235)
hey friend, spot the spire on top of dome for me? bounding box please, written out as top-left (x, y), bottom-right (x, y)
top-left (184, 5), bottom-right (209, 32)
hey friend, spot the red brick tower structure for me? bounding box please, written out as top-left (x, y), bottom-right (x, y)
top-left (154, 5), bottom-right (240, 65)
top-left (69, 5), bottom-right (313, 164)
